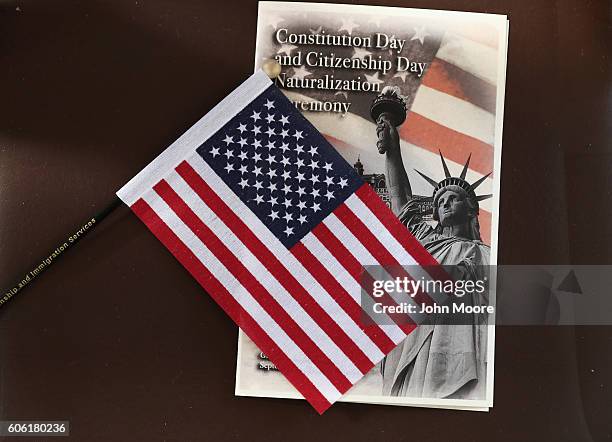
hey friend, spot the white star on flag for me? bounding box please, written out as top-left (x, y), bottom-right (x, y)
top-left (352, 47), bottom-right (371, 60)
top-left (393, 71), bottom-right (409, 82)
top-left (338, 18), bottom-right (359, 34)
top-left (411, 25), bottom-right (429, 44)
top-left (277, 43), bottom-right (297, 56)
top-left (291, 65), bottom-right (312, 81)
top-left (364, 71), bottom-right (384, 86)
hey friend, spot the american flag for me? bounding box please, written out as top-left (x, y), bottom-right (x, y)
top-left (117, 71), bottom-right (439, 413)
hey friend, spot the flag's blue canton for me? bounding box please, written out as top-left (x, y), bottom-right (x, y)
top-left (197, 85), bottom-right (363, 248)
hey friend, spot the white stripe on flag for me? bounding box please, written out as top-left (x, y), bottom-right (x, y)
top-left (184, 155), bottom-right (386, 364)
top-left (141, 189), bottom-right (342, 403)
top-left (300, 233), bottom-right (407, 344)
top-left (436, 32), bottom-right (498, 86)
top-left (322, 213), bottom-right (427, 324)
top-left (345, 194), bottom-right (449, 305)
top-left (164, 168), bottom-right (363, 383)
top-left (412, 85), bottom-right (495, 145)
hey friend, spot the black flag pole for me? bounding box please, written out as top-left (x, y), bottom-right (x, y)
top-left (0, 196), bottom-right (124, 310)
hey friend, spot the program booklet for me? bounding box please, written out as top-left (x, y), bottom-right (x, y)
top-left (236, 1), bottom-right (508, 411)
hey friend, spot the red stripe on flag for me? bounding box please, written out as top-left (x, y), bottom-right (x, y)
top-left (175, 161), bottom-right (373, 375)
top-left (312, 222), bottom-right (417, 334)
top-left (291, 241), bottom-right (397, 354)
top-left (131, 198), bottom-right (332, 413)
top-left (399, 112), bottom-right (493, 176)
top-left (355, 184), bottom-right (455, 283)
top-left (423, 59), bottom-right (497, 114)
top-left (355, 185), bottom-right (439, 267)
top-left (153, 179), bottom-right (353, 394)
top-left (479, 209), bottom-right (491, 244)
top-left (332, 202), bottom-right (437, 308)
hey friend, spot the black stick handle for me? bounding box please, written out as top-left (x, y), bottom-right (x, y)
top-left (0, 196), bottom-right (124, 310)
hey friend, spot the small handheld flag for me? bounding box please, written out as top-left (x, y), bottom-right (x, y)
top-left (117, 70), bottom-right (439, 413)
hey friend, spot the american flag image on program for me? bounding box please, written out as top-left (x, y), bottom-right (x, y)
top-left (117, 70), bottom-right (439, 413)
top-left (255, 3), bottom-right (502, 245)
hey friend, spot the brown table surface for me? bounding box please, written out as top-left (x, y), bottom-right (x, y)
top-left (1, 1), bottom-right (610, 441)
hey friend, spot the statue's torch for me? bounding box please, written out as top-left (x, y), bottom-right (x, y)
top-left (370, 86), bottom-right (408, 154)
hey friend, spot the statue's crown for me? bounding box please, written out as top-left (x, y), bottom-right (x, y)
top-left (415, 151), bottom-right (492, 210)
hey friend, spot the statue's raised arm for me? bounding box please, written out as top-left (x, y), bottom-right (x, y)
top-left (371, 87), bottom-right (412, 216)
